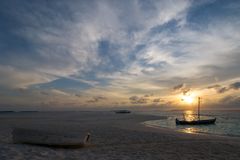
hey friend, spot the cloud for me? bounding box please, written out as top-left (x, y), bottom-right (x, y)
top-left (173, 83), bottom-right (190, 95)
top-left (129, 96), bottom-right (139, 101)
top-left (144, 93), bottom-right (154, 97)
top-left (1, 1), bottom-right (240, 109)
top-left (173, 83), bottom-right (185, 90)
top-left (39, 89), bottom-right (71, 97)
top-left (0, 0), bottom-right (192, 88)
top-left (217, 87), bottom-right (229, 94)
top-left (75, 94), bottom-right (81, 97)
top-left (0, 65), bottom-right (56, 89)
top-left (219, 95), bottom-right (240, 107)
top-left (40, 91), bottom-right (49, 96)
top-left (209, 81), bottom-right (240, 94)
top-left (153, 98), bottom-right (161, 103)
top-left (129, 95), bottom-right (148, 104)
top-left (50, 89), bottom-right (70, 96)
top-left (229, 82), bottom-right (240, 90)
top-left (207, 84), bottom-right (221, 89)
top-left (87, 96), bottom-right (107, 103)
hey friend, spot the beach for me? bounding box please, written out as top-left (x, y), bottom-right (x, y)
top-left (0, 111), bottom-right (240, 160)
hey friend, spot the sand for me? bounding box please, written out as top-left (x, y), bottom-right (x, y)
top-left (0, 111), bottom-right (239, 160)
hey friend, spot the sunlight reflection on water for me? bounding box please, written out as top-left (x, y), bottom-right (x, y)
top-left (180, 127), bottom-right (199, 134)
top-left (143, 110), bottom-right (240, 137)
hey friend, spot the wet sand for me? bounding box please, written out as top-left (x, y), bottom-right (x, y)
top-left (0, 111), bottom-right (239, 160)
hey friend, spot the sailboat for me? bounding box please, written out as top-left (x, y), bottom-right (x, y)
top-left (176, 97), bottom-right (216, 125)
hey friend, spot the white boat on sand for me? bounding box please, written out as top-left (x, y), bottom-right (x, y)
top-left (12, 128), bottom-right (91, 148)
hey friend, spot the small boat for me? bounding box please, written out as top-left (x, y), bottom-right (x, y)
top-left (176, 97), bottom-right (216, 125)
top-left (12, 128), bottom-right (91, 148)
top-left (115, 110), bottom-right (131, 114)
top-left (176, 117), bottom-right (216, 125)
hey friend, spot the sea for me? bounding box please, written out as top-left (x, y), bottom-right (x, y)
top-left (142, 109), bottom-right (240, 137)
top-left (1, 109), bottom-right (240, 137)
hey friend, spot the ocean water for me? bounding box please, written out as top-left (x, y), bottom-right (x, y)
top-left (143, 110), bottom-right (240, 137)
top-left (1, 110), bottom-right (240, 137)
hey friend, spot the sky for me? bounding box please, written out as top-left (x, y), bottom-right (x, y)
top-left (0, 0), bottom-right (240, 110)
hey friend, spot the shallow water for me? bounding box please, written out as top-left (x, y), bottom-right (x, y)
top-left (143, 110), bottom-right (240, 137)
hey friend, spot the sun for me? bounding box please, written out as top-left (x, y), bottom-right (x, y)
top-left (182, 95), bottom-right (194, 104)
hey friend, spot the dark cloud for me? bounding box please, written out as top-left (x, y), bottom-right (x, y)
top-left (153, 98), bottom-right (161, 103)
top-left (182, 88), bottom-right (191, 95)
top-left (135, 98), bottom-right (148, 104)
top-left (86, 99), bottom-right (96, 103)
top-left (165, 101), bottom-right (173, 106)
top-left (129, 96), bottom-right (139, 101)
top-left (16, 88), bottom-right (28, 93)
top-left (17, 88), bottom-right (25, 93)
top-left (229, 82), bottom-right (240, 90)
top-left (40, 91), bottom-right (49, 96)
top-left (207, 84), bottom-right (228, 93)
top-left (75, 94), bottom-right (81, 97)
top-left (212, 81), bottom-right (240, 94)
top-left (173, 83), bottom-right (184, 90)
top-left (129, 96), bottom-right (148, 104)
top-left (95, 96), bottom-right (107, 100)
top-left (217, 87), bottom-right (229, 94)
top-left (173, 83), bottom-right (190, 95)
top-left (207, 84), bottom-right (221, 89)
top-left (87, 96), bottom-right (107, 103)
top-left (144, 93), bottom-right (154, 97)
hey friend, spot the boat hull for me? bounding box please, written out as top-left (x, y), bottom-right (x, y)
top-left (12, 128), bottom-right (89, 148)
top-left (176, 118), bottom-right (216, 125)
top-left (115, 110), bottom-right (131, 114)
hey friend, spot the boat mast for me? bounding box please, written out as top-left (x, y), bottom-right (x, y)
top-left (198, 97), bottom-right (201, 120)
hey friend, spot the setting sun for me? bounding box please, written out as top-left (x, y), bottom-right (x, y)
top-left (182, 95), bottom-right (194, 104)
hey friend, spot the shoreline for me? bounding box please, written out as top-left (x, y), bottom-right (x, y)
top-left (140, 112), bottom-right (240, 139)
top-left (0, 111), bottom-right (240, 160)
top-left (142, 121), bottom-right (240, 139)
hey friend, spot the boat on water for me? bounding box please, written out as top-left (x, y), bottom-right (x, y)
top-left (176, 117), bottom-right (216, 125)
top-left (176, 97), bottom-right (216, 125)
top-left (115, 110), bottom-right (131, 114)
